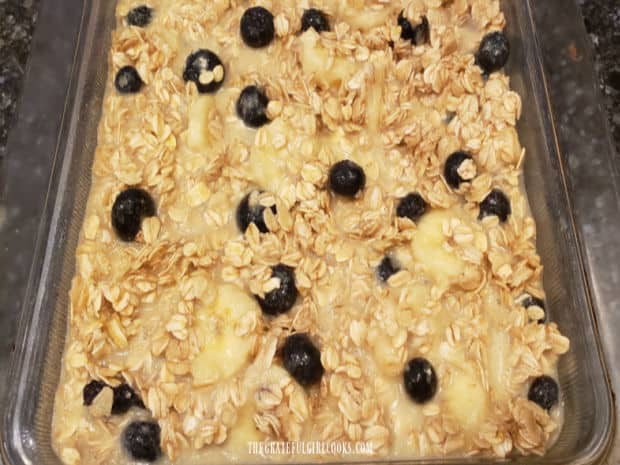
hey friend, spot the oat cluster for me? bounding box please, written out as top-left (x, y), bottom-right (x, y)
top-left (52, 0), bottom-right (570, 464)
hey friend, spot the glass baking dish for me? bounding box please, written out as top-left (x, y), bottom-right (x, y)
top-left (0, 0), bottom-right (615, 464)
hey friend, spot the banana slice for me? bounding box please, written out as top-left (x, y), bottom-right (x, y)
top-left (342, 8), bottom-right (391, 31)
top-left (483, 288), bottom-right (512, 399)
top-left (375, 377), bottom-right (422, 453)
top-left (191, 284), bottom-right (260, 386)
top-left (300, 30), bottom-right (355, 87)
top-left (444, 368), bottom-right (488, 430)
top-left (366, 62), bottom-right (385, 133)
top-left (487, 330), bottom-right (511, 399)
top-left (405, 282), bottom-right (431, 309)
top-left (249, 146), bottom-right (286, 194)
top-left (225, 404), bottom-right (263, 452)
top-left (370, 331), bottom-right (404, 377)
top-left (187, 96), bottom-right (217, 151)
top-left (411, 210), bottom-right (465, 286)
top-left (247, 119), bottom-right (295, 193)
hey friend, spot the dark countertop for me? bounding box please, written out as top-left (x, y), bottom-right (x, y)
top-left (0, 0), bottom-right (619, 158)
top-left (0, 0), bottom-right (39, 161)
top-left (578, 0), bottom-right (620, 154)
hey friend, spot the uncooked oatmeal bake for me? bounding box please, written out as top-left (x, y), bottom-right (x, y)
top-left (51, 0), bottom-right (571, 463)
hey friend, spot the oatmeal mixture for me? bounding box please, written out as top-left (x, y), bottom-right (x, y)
top-left (51, 0), bottom-right (570, 464)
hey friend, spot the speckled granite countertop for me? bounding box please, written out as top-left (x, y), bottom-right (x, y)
top-left (578, 0), bottom-right (620, 154)
top-left (0, 0), bottom-right (39, 161)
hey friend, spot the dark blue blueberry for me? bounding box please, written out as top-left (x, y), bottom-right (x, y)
top-left (444, 151), bottom-right (474, 189)
top-left (328, 160), bottom-right (366, 197)
top-left (476, 31), bottom-right (510, 74)
top-left (528, 376), bottom-right (559, 410)
top-left (83, 380), bottom-right (107, 406)
top-left (282, 333), bottom-right (324, 386)
top-left (396, 193), bottom-right (427, 222)
top-left (240, 6), bottom-right (275, 48)
top-left (522, 295), bottom-right (546, 323)
top-left (398, 11), bottom-right (429, 46)
top-left (112, 383), bottom-right (145, 415)
top-left (122, 421), bottom-right (161, 462)
top-left (377, 256), bottom-right (400, 283)
top-left (127, 5), bottom-right (153, 27)
top-left (256, 265), bottom-right (298, 315)
top-left (236, 191), bottom-right (276, 233)
top-left (183, 49), bottom-right (225, 94)
top-left (301, 8), bottom-right (330, 33)
top-left (111, 188), bottom-right (156, 241)
top-left (114, 66), bottom-right (143, 94)
top-left (479, 189), bottom-right (511, 223)
top-left (404, 358), bottom-right (437, 404)
top-left (236, 85), bottom-right (270, 128)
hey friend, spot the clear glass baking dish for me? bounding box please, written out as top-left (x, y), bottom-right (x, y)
top-left (0, 0), bottom-right (615, 464)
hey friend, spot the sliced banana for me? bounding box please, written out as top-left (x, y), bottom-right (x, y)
top-left (370, 331), bottom-right (405, 377)
top-left (404, 283), bottom-right (431, 309)
top-left (376, 377), bottom-right (423, 454)
top-left (299, 30), bottom-right (355, 87)
top-left (247, 119), bottom-right (294, 193)
top-left (191, 284), bottom-right (260, 386)
top-left (487, 330), bottom-right (511, 399)
top-left (411, 210), bottom-right (465, 286)
top-left (444, 368), bottom-right (488, 430)
top-left (225, 404), bottom-right (263, 452)
top-left (187, 96), bottom-right (217, 151)
top-left (248, 146), bottom-right (286, 194)
top-left (341, 8), bottom-right (391, 31)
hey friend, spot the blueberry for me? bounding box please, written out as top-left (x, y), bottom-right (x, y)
top-left (240, 6), bottom-right (275, 48)
top-left (83, 380), bottom-right (107, 406)
top-left (127, 5), bottom-right (153, 27)
top-left (328, 160), bottom-right (366, 197)
top-left (111, 188), bottom-right (156, 241)
top-left (112, 383), bottom-right (145, 415)
top-left (282, 333), bottom-right (324, 386)
top-left (236, 191), bottom-right (276, 233)
top-left (301, 8), bottom-right (330, 33)
top-left (114, 66), bottom-right (143, 94)
top-left (396, 193), bottom-right (427, 222)
top-left (122, 421), bottom-right (161, 462)
top-left (398, 11), bottom-right (430, 46)
top-left (256, 264), bottom-right (298, 315)
top-left (479, 189), bottom-right (511, 222)
top-left (183, 49), bottom-right (225, 94)
top-left (444, 151), bottom-right (474, 189)
top-left (377, 256), bottom-right (400, 283)
top-left (403, 357), bottom-right (437, 404)
top-left (522, 295), bottom-right (546, 323)
top-left (476, 31), bottom-right (510, 74)
top-left (236, 85), bottom-right (270, 128)
top-left (528, 375), bottom-right (559, 410)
